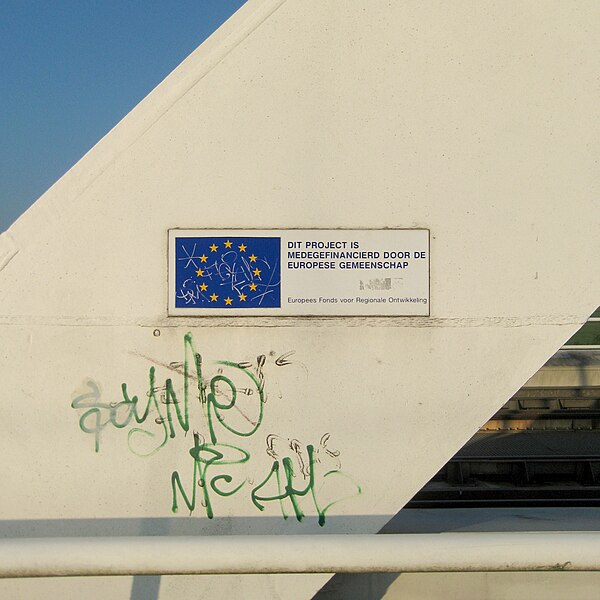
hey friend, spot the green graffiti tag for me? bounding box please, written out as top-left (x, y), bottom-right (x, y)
top-left (71, 333), bottom-right (361, 525)
top-left (171, 433), bottom-right (250, 519)
top-left (72, 333), bottom-right (200, 455)
top-left (250, 443), bottom-right (362, 526)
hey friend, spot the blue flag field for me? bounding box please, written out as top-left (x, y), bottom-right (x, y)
top-left (174, 236), bottom-right (281, 309)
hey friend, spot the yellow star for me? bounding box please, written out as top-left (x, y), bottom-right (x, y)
top-left (249, 254), bottom-right (257, 262)
top-left (253, 268), bottom-right (261, 277)
top-left (224, 297), bottom-right (233, 306)
top-left (196, 268), bottom-right (204, 277)
top-left (238, 293), bottom-right (247, 302)
top-left (199, 283), bottom-right (208, 292)
top-left (209, 244), bottom-right (218, 252)
top-left (200, 254), bottom-right (208, 263)
top-left (238, 243), bottom-right (247, 252)
top-left (224, 240), bottom-right (233, 248)
top-left (210, 293), bottom-right (218, 302)
top-left (249, 282), bottom-right (257, 291)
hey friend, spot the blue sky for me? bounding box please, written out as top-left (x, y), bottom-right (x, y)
top-left (0, 0), bottom-right (247, 232)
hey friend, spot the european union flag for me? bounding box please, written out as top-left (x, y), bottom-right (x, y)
top-left (174, 236), bottom-right (281, 309)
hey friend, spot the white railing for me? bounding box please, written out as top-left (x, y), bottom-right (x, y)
top-left (1, 533), bottom-right (599, 578)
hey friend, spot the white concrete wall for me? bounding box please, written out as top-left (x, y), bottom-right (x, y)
top-left (383, 572), bottom-right (600, 600)
top-left (0, 0), bottom-right (598, 598)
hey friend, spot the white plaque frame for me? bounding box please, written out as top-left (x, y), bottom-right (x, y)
top-left (168, 229), bottom-right (430, 316)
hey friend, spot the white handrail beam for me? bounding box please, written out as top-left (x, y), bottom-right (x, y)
top-left (1, 533), bottom-right (599, 578)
